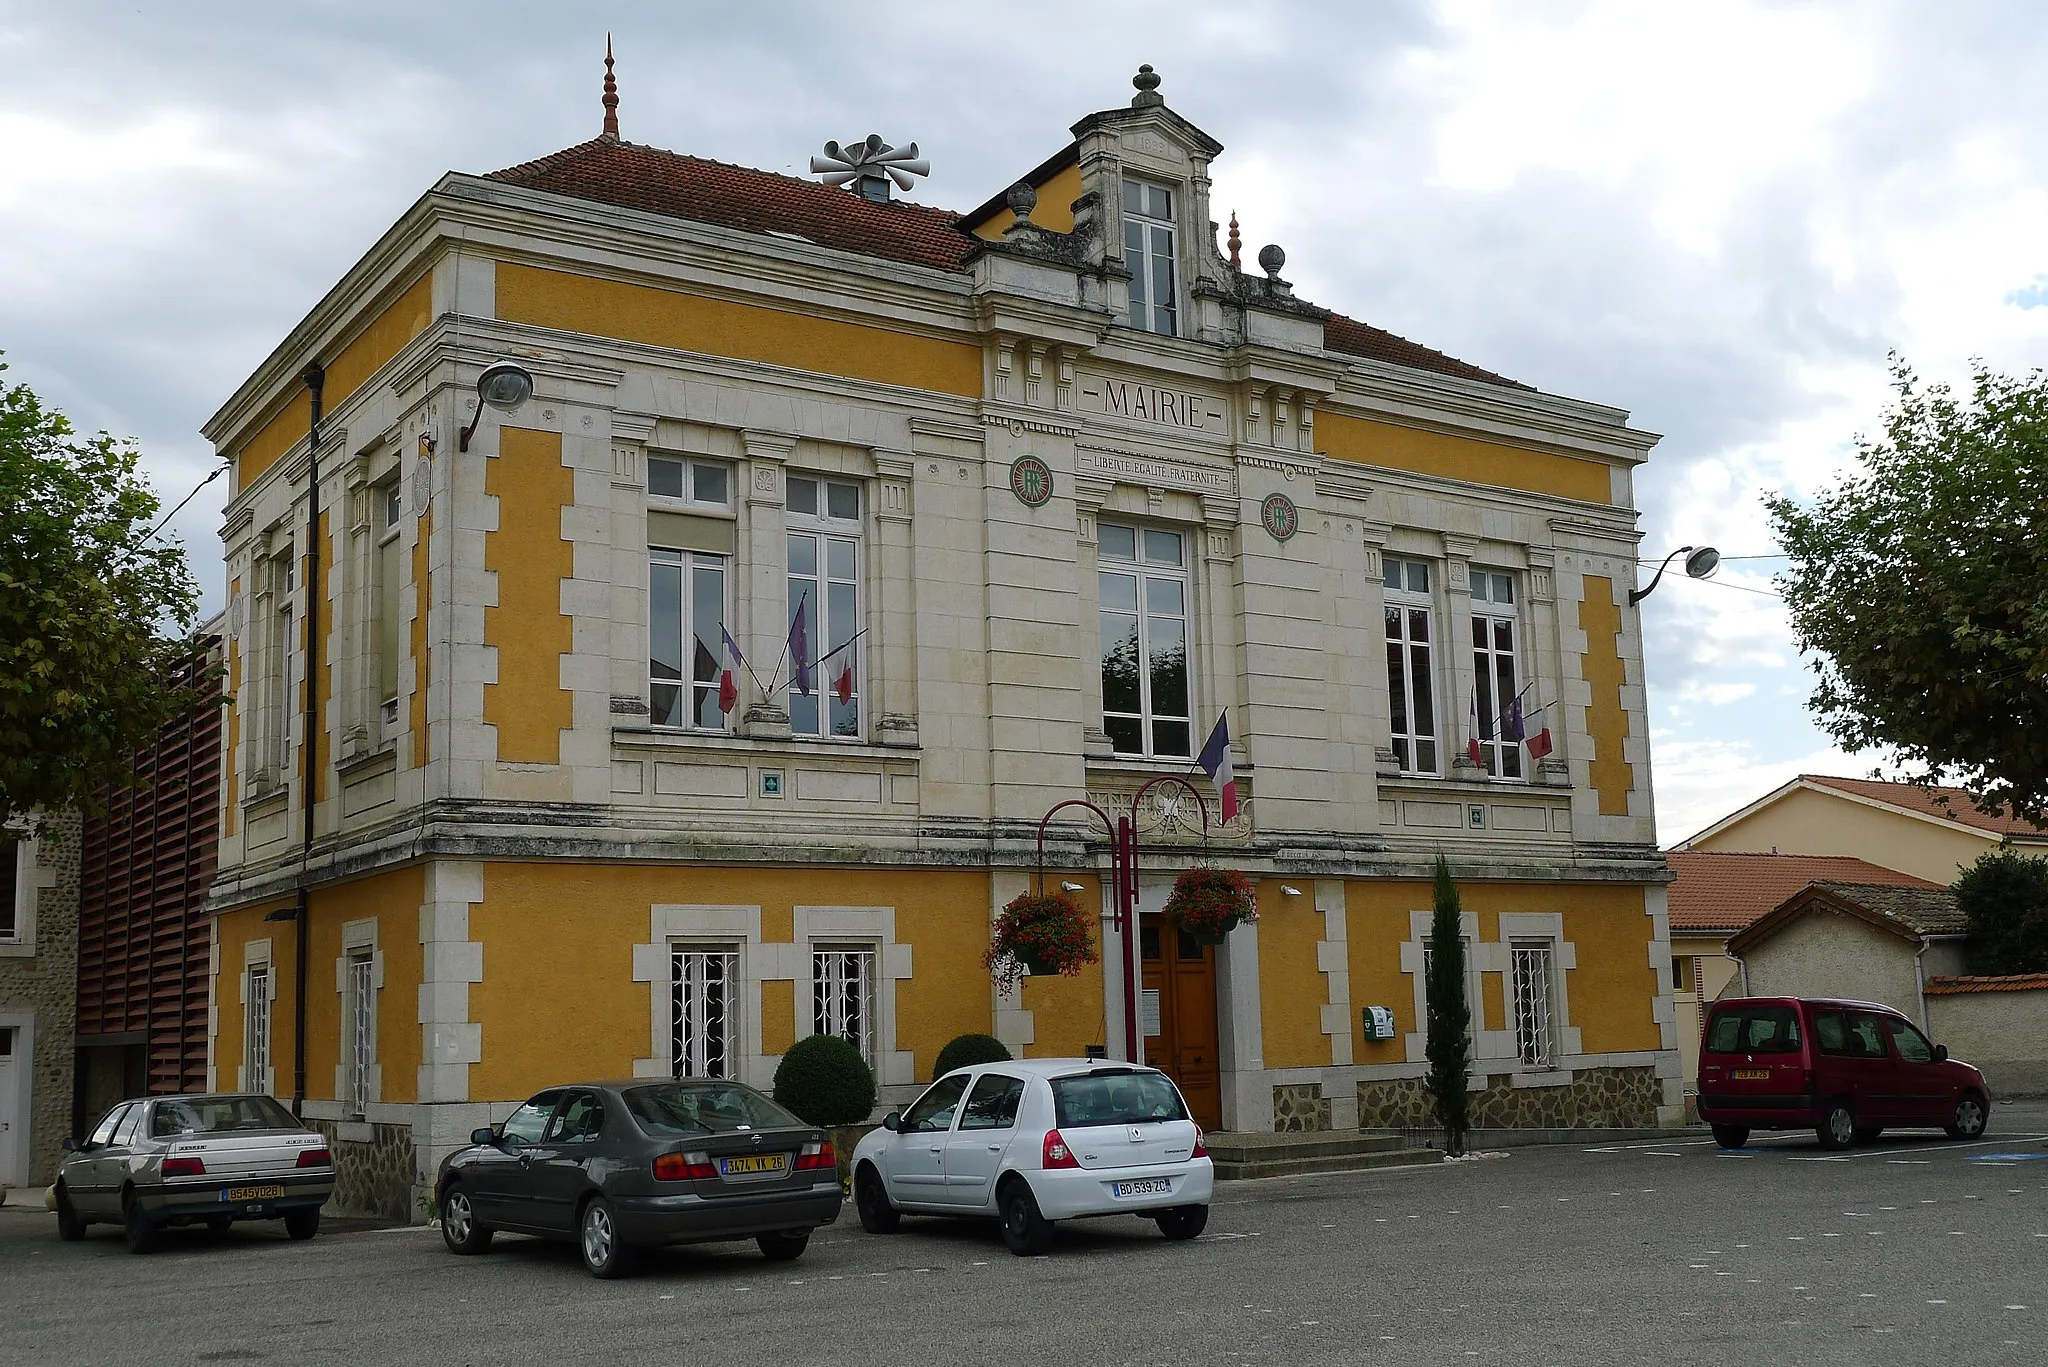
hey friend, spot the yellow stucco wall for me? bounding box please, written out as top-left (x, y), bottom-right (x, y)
top-left (1019, 872), bottom-right (1106, 1062)
top-left (495, 263), bottom-right (982, 399)
top-left (212, 897), bottom-right (294, 1096)
top-left (234, 274), bottom-right (434, 486)
top-left (303, 869), bottom-right (427, 1104)
top-left (1685, 786), bottom-right (2000, 884)
top-left (1343, 879), bottom-right (1660, 1060)
top-left (1257, 881), bottom-right (1330, 1069)
top-left (970, 159), bottom-right (1084, 239)
top-left (483, 428), bottom-right (573, 765)
top-left (409, 502), bottom-right (432, 770)
top-left (1319, 411), bottom-right (1614, 505)
top-left (466, 863), bottom-right (994, 1101)
top-left (1578, 577), bottom-right (1634, 817)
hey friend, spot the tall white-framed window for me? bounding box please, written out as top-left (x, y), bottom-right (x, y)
top-left (0, 835), bottom-right (20, 944)
top-left (1470, 570), bottom-right (1523, 780)
top-left (1122, 177), bottom-right (1178, 336)
top-left (266, 553), bottom-right (295, 779)
top-left (649, 548), bottom-right (730, 730)
top-left (786, 475), bottom-right (863, 739)
top-left (346, 950), bottom-right (375, 1117)
top-left (245, 965), bottom-right (272, 1095)
top-left (1510, 939), bottom-right (1556, 1067)
top-left (812, 945), bottom-right (878, 1067)
top-left (1098, 523), bottom-right (1192, 758)
top-left (671, 945), bottom-right (740, 1078)
top-left (1383, 557), bottom-right (1439, 775)
top-left (375, 481), bottom-right (404, 737)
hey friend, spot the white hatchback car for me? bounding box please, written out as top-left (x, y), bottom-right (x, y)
top-left (849, 1058), bottom-right (1214, 1255)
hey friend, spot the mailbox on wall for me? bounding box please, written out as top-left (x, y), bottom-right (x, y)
top-left (1361, 1005), bottom-right (1397, 1041)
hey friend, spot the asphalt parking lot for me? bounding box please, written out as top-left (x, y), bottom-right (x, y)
top-left (3, 1102), bottom-right (2043, 1367)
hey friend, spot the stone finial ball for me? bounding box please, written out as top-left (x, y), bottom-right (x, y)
top-left (1005, 181), bottom-right (1038, 219)
top-left (1257, 243), bottom-right (1286, 276)
top-left (1133, 64), bottom-right (1161, 94)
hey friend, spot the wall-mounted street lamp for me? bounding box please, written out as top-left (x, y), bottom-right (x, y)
top-left (1280, 885), bottom-right (1303, 897)
top-left (458, 361), bottom-right (536, 452)
top-left (1060, 881), bottom-right (1085, 893)
top-left (1630, 545), bottom-right (1721, 605)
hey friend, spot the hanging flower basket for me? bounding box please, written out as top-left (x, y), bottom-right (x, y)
top-left (985, 889), bottom-right (1099, 990)
top-left (1165, 865), bottom-right (1258, 944)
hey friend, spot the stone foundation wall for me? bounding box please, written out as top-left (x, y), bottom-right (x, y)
top-left (309, 1120), bottom-right (417, 1222)
top-left (0, 814), bottom-right (80, 1189)
top-left (1271, 1082), bottom-right (1331, 1132)
top-left (1356, 1066), bottom-right (1661, 1131)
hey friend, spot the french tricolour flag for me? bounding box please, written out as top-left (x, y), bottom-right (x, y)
top-left (1197, 712), bottom-right (1239, 824)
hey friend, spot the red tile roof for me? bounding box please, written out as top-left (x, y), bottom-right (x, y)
top-left (1926, 973), bottom-right (2048, 995)
top-left (487, 137), bottom-right (977, 273)
top-left (485, 137), bottom-right (1525, 390)
top-left (1323, 314), bottom-right (1531, 390)
top-left (1666, 851), bottom-right (1939, 933)
top-left (1799, 775), bottom-right (2048, 838)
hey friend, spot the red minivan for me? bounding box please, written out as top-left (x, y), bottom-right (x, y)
top-left (1697, 997), bottom-right (1992, 1150)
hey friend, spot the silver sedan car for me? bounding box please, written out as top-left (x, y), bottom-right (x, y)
top-left (55, 1093), bottom-right (335, 1253)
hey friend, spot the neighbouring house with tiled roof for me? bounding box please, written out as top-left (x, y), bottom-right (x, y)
top-left (199, 54), bottom-right (1681, 1216)
top-left (1675, 773), bottom-right (2048, 885)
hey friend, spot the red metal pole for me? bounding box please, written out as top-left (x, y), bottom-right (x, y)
top-left (1119, 815), bottom-right (1140, 1064)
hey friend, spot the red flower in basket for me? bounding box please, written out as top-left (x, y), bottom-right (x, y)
top-left (984, 889), bottom-right (1100, 990)
top-left (1164, 865), bottom-right (1257, 944)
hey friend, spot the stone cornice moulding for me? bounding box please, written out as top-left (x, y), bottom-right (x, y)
top-left (1547, 515), bottom-right (1646, 549)
top-left (907, 415), bottom-right (986, 447)
top-left (1331, 458), bottom-right (1632, 522)
top-left (980, 406), bottom-right (1081, 439)
top-left (1234, 449), bottom-right (1323, 478)
top-left (1328, 371), bottom-right (1660, 467)
top-left (610, 410), bottom-right (658, 443)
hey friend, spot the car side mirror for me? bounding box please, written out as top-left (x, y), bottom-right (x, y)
top-left (1933, 1044), bottom-right (1949, 1063)
top-left (470, 1126), bottom-right (497, 1146)
top-left (61, 1136), bottom-right (79, 1153)
top-left (882, 1111), bottom-right (902, 1132)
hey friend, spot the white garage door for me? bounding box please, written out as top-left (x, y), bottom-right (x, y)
top-left (0, 1026), bottom-right (18, 1188)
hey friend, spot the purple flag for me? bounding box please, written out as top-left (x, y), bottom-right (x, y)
top-left (1503, 694), bottom-right (1525, 743)
top-left (788, 594), bottom-right (812, 696)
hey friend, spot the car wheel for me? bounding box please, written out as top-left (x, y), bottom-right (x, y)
top-left (1816, 1100), bottom-right (1856, 1151)
top-left (1154, 1205), bottom-right (1208, 1241)
top-left (578, 1196), bottom-right (635, 1279)
top-left (206, 1215), bottom-right (234, 1235)
top-left (283, 1208), bottom-right (320, 1242)
top-left (1945, 1092), bottom-right (1989, 1141)
top-left (757, 1230), bottom-right (810, 1261)
top-left (1710, 1124), bottom-right (1750, 1149)
top-left (440, 1184), bottom-right (493, 1255)
top-left (1853, 1127), bottom-right (1884, 1144)
top-left (998, 1178), bottom-right (1053, 1257)
top-left (854, 1165), bottom-right (900, 1234)
top-left (122, 1193), bottom-right (161, 1255)
top-left (54, 1187), bottom-right (85, 1242)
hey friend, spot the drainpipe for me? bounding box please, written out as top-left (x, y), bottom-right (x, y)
top-left (1723, 949), bottom-right (1748, 999)
top-left (1914, 939), bottom-right (1931, 1035)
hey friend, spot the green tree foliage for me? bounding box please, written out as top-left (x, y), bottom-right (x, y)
top-left (933, 1032), bottom-right (1012, 1080)
top-left (1766, 359), bottom-right (2048, 827)
top-left (1, 357), bottom-right (207, 822)
top-left (772, 1033), bottom-right (877, 1127)
top-left (1423, 855), bottom-right (1472, 1156)
top-left (1953, 846), bottom-right (2048, 976)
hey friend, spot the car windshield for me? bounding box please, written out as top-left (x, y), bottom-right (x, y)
top-left (624, 1082), bottom-right (804, 1136)
top-left (1705, 1006), bottom-right (1803, 1055)
top-left (151, 1095), bottom-right (300, 1138)
top-left (1051, 1070), bottom-right (1188, 1128)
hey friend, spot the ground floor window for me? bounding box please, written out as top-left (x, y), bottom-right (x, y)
top-left (1511, 940), bottom-right (1556, 1067)
top-left (812, 946), bottom-right (877, 1066)
top-left (672, 947), bottom-right (739, 1078)
top-left (346, 952), bottom-right (375, 1116)
top-left (245, 966), bottom-right (271, 1096)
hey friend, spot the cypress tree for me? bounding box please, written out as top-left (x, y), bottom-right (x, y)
top-left (1424, 854), bottom-right (1472, 1156)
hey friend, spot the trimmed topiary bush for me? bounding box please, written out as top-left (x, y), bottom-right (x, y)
top-left (773, 1033), bottom-right (877, 1127)
top-left (934, 1032), bottom-right (1012, 1080)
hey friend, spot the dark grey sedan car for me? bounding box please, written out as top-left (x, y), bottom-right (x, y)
top-left (436, 1079), bottom-right (842, 1277)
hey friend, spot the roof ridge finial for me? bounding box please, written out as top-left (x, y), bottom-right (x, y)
top-left (1131, 63), bottom-right (1164, 108)
top-left (1227, 211), bottom-right (1241, 268)
top-left (601, 33), bottom-right (620, 139)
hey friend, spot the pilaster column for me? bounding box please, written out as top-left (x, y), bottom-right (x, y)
top-left (1442, 532), bottom-right (1482, 781)
top-left (873, 451), bottom-right (918, 747)
top-left (740, 430), bottom-right (795, 739)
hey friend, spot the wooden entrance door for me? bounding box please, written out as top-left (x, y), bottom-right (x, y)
top-left (1139, 914), bottom-right (1221, 1130)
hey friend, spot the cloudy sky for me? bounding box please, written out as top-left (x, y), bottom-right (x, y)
top-left (5, 1), bottom-right (2045, 843)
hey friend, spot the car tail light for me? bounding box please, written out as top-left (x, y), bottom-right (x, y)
top-left (296, 1148), bottom-right (332, 1169)
top-left (653, 1151), bottom-right (718, 1182)
top-left (161, 1157), bottom-right (206, 1178)
top-left (795, 1140), bottom-right (837, 1171)
top-left (1042, 1129), bottom-right (1079, 1170)
top-left (1191, 1127), bottom-right (1208, 1160)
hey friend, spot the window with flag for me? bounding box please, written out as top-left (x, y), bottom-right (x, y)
top-left (1099, 523), bottom-right (1192, 758)
top-left (1470, 570), bottom-right (1523, 780)
top-left (1383, 557), bottom-right (1439, 775)
top-left (672, 946), bottom-right (739, 1078)
top-left (813, 945), bottom-right (878, 1066)
top-left (649, 548), bottom-right (730, 730)
top-left (786, 476), bottom-right (863, 739)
